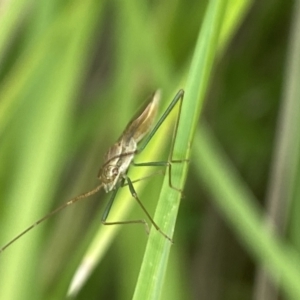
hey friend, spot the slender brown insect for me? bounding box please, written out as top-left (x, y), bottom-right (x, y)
top-left (0, 89), bottom-right (185, 252)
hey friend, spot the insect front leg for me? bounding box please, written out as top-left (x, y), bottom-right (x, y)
top-left (123, 175), bottom-right (173, 242)
top-left (135, 89), bottom-right (189, 192)
top-left (101, 178), bottom-right (151, 238)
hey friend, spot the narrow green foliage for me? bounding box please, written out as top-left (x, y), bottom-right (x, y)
top-left (133, 1), bottom-right (228, 299)
top-left (1, 1), bottom-right (298, 300)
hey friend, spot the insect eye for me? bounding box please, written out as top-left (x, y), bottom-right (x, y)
top-left (112, 167), bottom-right (118, 176)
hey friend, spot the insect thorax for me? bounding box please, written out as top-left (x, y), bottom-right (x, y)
top-left (98, 138), bottom-right (137, 192)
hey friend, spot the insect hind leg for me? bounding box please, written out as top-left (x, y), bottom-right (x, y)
top-left (133, 159), bottom-right (188, 193)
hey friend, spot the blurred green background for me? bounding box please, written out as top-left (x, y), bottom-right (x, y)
top-left (0, 1), bottom-right (299, 300)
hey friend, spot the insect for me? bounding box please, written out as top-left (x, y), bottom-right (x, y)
top-left (0, 89), bottom-right (185, 252)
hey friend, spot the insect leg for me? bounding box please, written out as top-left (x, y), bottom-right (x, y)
top-left (122, 170), bottom-right (164, 186)
top-left (101, 183), bottom-right (120, 223)
top-left (137, 89), bottom-right (184, 153)
top-left (133, 161), bottom-right (182, 192)
top-left (101, 177), bottom-right (165, 241)
top-left (135, 89), bottom-right (189, 191)
top-left (124, 175), bottom-right (173, 242)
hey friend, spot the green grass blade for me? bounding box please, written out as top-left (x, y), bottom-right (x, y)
top-left (254, 1), bottom-right (300, 298)
top-left (133, 1), bottom-right (228, 299)
top-left (67, 118), bottom-right (172, 296)
top-left (194, 123), bottom-right (300, 299)
top-left (1, 0), bottom-right (291, 299)
top-left (0, 1), bottom-right (103, 300)
top-left (67, 0), bottom-right (252, 297)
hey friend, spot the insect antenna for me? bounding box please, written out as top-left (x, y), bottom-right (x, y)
top-left (0, 183), bottom-right (104, 253)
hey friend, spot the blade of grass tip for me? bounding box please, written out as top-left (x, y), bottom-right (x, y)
top-left (253, 1), bottom-right (300, 299)
top-left (67, 100), bottom-right (174, 297)
top-left (194, 123), bottom-right (300, 300)
top-left (133, 1), bottom-right (228, 299)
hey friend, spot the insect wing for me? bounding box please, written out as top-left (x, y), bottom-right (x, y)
top-left (120, 91), bottom-right (160, 144)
